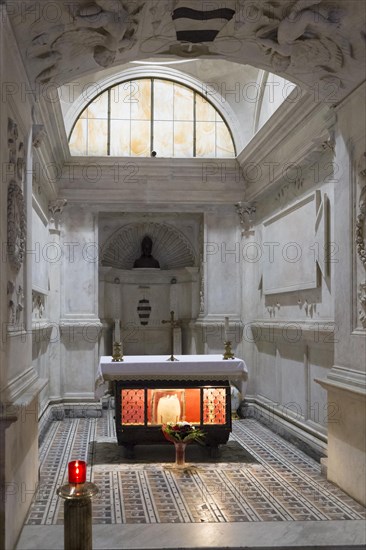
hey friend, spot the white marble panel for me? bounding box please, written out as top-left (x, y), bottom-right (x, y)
top-left (278, 343), bottom-right (307, 419)
top-left (205, 212), bottom-right (241, 316)
top-left (61, 208), bottom-right (99, 317)
top-left (263, 193), bottom-right (319, 294)
top-left (255, 342), bottom-right (278, 403)
top-left (61, 330), bottom-right (99, 397)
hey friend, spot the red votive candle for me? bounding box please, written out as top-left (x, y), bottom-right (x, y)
top-left (68, 460), bottom-right (87, 484)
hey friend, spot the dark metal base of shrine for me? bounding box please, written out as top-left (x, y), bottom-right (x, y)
top-left (113, 379), bottom-right (232, 452)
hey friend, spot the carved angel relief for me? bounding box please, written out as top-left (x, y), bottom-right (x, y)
top-left (254, 0), bottom-right (354, 92)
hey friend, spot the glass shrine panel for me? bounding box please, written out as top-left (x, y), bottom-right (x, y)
top-left (121, 389), bottom-right (145, 425)
top-left (203, 387), bottom-right (226, 424)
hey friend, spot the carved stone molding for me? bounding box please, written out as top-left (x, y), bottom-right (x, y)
top-left (102, 223), bottom-right (196, 270)
top-left (8, 118), bottom-right (18, 166)
top-left (358, 282), bottom-right (366, 328)
top-left (235, 201), bottom-right (256, 234)
top-left (32, 124), bottom-right (47, 148)
top-left (355, 153), bottom-right (366, 329)
top-left (7, 181), bottom-right (26, 272)
top-left (7, 281), bottom-right (25, 328)
top-left (32, 291), bottom-right (46, 320)
top-left (275, 179), bottom-right (304, 205)
top-left (359, 152), bottom-right (366, 178)
top-left (355, 185), bottom-right (366, 268)
top-left (7, 118), bottom-right (27, 273)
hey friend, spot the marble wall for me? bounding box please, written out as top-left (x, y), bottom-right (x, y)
top-left (317, 83), bottom-right (366, 505)
top-left (0, 9), bottom-right (43, 549)
top-left (237, 82), bottom-right (366, 504)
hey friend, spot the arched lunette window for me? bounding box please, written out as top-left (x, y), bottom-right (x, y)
top-left (69, 78), bottom-right (236, 158)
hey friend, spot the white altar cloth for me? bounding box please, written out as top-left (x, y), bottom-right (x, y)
top-left (95, 354), bottom-right (248, 399)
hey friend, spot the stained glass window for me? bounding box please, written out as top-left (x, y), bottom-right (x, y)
top-left (69, 78), bottom-right (235, 158)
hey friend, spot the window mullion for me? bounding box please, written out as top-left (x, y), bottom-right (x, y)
top-left (193, 92), bottom-right (197, 158)
top-left (107, 89), bottom-right (111, 156)
top-left (151, 78), bottom-right (154, 154)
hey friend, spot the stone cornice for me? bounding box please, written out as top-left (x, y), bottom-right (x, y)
top-left (0, 367), bottom-right (48, 405)
top-left (316, 366), bottom-right (366, 398)
top-left (58, 157), bottom-right (245, 206)
top-left (237, 90), bottom-right (333, 201)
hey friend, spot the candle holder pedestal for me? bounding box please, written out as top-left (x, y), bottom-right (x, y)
top-left (112, 342), bottom-right (123, 362)
top-left (57, 482), bottom-right (99, 550)
top-left (223, 341), bottom-right (235, 360)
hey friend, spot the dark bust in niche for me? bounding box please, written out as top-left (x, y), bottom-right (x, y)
top-left (133, 236), bottom-right (160, 268)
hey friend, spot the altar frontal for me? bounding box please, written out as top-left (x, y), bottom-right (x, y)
top-left (96, 355), bottom-right (248, 453)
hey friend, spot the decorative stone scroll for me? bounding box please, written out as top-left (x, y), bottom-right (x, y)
top-left (358, 282), bottom-right (366, 328)
top-left (7, 118), bottom-right (26, 272)
top-left (32, 124), bottom-right (47, 148)
top-left (356, 153), bottom-right (366, 328)
top-left (356, 185), bottom-right (366, 268)
top-left (6, 117), bottom-right (27, 331)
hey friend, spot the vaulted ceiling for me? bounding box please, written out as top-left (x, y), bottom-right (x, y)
top-left (7, 0), bottom-right (366, 103)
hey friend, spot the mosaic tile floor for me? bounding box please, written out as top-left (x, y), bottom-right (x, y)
top-left (26, 411), bottom-right (365, 527)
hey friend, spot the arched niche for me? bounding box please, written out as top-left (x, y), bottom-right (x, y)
top-left (101, 222), bottom-right (197, 269)
top-left (99, 220), bottom-right (200, 356)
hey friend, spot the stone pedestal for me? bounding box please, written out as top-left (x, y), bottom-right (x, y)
top-left (57, 482), bottom-right (99, 550)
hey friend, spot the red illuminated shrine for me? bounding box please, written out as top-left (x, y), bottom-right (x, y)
top-left (96, 354), bottom-right (248, 455)
top-left (116, 380), bottom-right (231, 453)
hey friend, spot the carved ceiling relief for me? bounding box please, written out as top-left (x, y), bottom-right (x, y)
top-left (10, 0), bottom-right (363, 101)
top-left (27, 0), bottom-right (145, 84)
top-left (356, 152), bottom-right (366, 328)
top-left (7, 118), bottom-right (27, 331)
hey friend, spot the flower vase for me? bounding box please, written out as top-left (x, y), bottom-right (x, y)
top-left (174, 441), bottom-right (187, 466)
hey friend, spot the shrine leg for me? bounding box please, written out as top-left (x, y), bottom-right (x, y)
top-left (208, 444), bottom-right (219, 459)
top-left (124, 444), bottom-right (135, 459)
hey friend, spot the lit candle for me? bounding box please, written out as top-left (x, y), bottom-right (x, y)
top-left (68, 460), bottom-right (87, 484)
top-left (224, 316), bottom-right (229, 342)
top-left (114, 319), bottom-right (120, 343)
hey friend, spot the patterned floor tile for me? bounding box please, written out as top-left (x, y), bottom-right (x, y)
top-left (25, 412), bottom-right (366, 526)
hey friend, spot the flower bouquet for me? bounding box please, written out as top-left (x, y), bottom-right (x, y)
top-left (162, 421), bottom-right (205, 466)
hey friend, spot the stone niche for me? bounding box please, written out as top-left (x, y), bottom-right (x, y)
top-left (98, 214), bottom-right (201, 355)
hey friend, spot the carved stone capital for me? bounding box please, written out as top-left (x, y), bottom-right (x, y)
top-left (235, 201), bottom-right (256, 234)
top-left (48, 199), bottom-right (67, 222)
